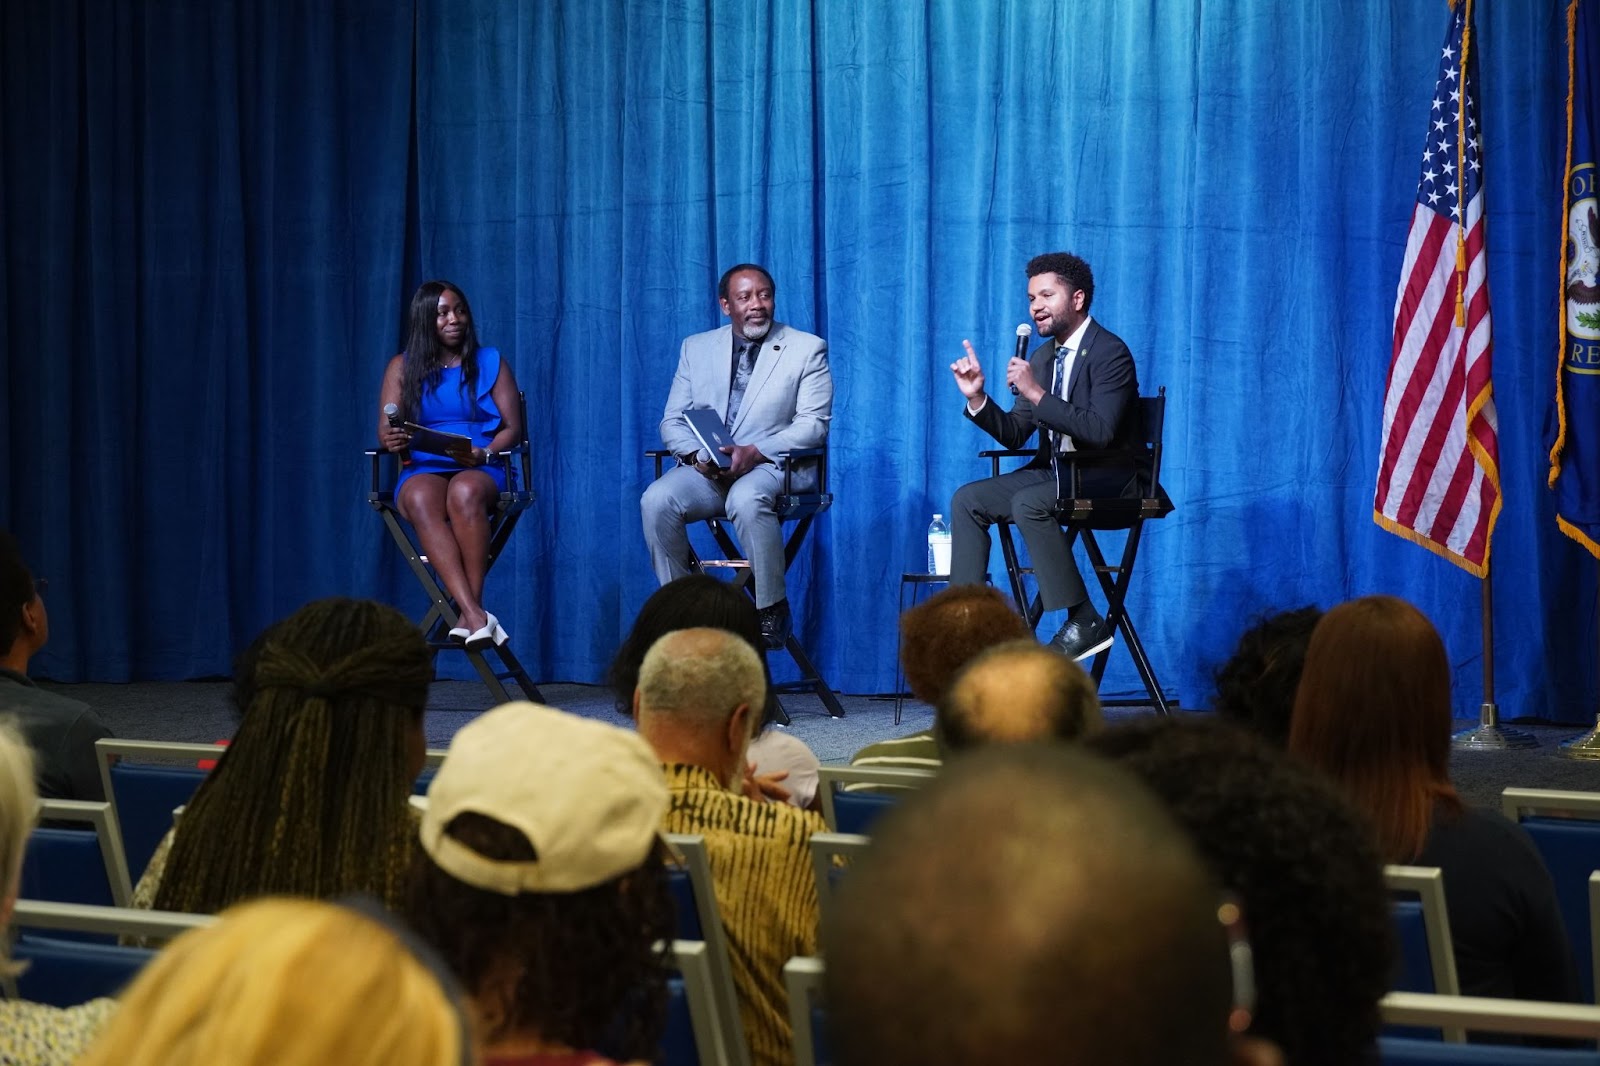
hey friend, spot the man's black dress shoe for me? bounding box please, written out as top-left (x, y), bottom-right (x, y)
top-left (758, 599), bottom-right (792, 650)
top-left (1048, 612), bottom-right (1114, 662)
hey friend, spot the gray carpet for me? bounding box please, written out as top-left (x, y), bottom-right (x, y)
top-left (37, 679), bottom-right (1600, 806)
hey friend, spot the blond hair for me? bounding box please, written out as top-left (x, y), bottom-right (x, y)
top-left (76, 898), bottom-right (467, 1066)
top-left (0, 718), bottom-right (39, 978)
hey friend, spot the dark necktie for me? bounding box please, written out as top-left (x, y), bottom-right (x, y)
top-left (1048, 349), bottom-right (1067, 456)
top-left (726, 340), bottom-right (761, 431)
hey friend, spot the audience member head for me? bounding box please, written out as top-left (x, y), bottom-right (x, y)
top-left (898, 584), bottom-right (1030, 705)
top-left (1089, 718), bottom-right (1393, 1066)
top-left (633, 627), bottom-right (767, 790)
top-left (407, 702), bottom-right (674, 1061)
top-left (936, 638), bottom-right (1103, 751)
top-left (0, 530), bottom-right (46, 669)
top-left (824, 744), bottom-right (1280, 1066)
top-left (77, 897), bottom-right (468, 1066)
top-left (1288, 594), bottom-right (1460, 862)
top-left (1211, 606), bottom-right (1323, 746)
top-left (0, 718), bottom-right (38, 977)
top-left (153, 597), bottom-right (433, 915)
top-left (606, 574), bottom-right (778, 725)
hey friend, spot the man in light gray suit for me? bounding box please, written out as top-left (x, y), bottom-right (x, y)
top-left (641, 264), bottom-right (833, 648)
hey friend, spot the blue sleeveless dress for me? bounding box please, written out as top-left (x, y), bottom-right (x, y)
top-left (395, 347), bottom-right (511, 493)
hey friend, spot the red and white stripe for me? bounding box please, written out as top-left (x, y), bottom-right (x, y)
top-left (1374, 187), bottom-right (1500, 575)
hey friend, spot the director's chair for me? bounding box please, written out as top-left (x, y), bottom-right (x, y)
top-left (649, 446), bottom-right (845, 719)
top-left (368, 392), bottom-right (544, 705)
top-left (979, 388), bottom-right (1175, 714)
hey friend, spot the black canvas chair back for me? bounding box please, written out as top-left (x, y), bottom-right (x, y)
top-left (367, 391), bottom-right (544, 705)
top-left (648, 446), bottom-right (844, 720)
top-left (980, 387), bottom-right (1175, 713)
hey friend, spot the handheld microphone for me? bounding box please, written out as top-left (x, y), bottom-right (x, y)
top-left (1008, 323), bottom-right (1033, 396)
top-left (382, 403), bottom-right (411, 465)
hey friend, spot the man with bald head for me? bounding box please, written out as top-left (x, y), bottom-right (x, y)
top-left (823, 744), bottom-right (1282, 1066)
top-left (634, 627), bottom-right (825, 1066)
top-left (938, 638), bottom-right (1103, 751)
top-left (850, 584), bottom-right (1031, 772)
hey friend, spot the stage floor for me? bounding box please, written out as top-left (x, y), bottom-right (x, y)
top-left (33, 679), bottom-right (1600, 810)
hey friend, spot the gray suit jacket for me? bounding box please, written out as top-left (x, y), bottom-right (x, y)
top-left (659, 321), bottom-right (833, 469)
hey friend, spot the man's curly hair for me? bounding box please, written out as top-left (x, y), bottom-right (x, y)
top-left (1088, 718), bottom-right (1393, 1066)
top-left (899, 585), bottom-right (1030, 705)
top-left (1024, 253), bottom-right (1095, 312)
top-left (1210, 605), bottom-right (1323, 747)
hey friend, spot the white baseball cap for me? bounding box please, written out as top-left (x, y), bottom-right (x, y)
top-left (420, 702), bottom-right (668, 895)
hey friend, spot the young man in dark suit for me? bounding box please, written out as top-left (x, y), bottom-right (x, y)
top-left (947, 252), bottom-right (1142, 661)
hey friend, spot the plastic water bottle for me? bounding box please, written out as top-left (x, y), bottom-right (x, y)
top-left (927, 514), bottom-right (952, 575)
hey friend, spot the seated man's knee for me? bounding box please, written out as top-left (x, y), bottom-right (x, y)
top-left (951, 481), bottom-right (987, 522)
top-left (641, 478), bottom-right (686, 525)
top-left (1012, 485), bottom-right (1058, 523)
top-left (724, 481), bottom-right (774, 525)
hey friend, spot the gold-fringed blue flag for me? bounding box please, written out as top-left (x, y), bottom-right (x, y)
top-left (1375, 0), bottom-right (1500, 575)
top-left (1551, 0), bottom-right (1600, 553)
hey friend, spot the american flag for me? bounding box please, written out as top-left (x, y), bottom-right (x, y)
top-left (1374, 0), bottom-right (1500, 577)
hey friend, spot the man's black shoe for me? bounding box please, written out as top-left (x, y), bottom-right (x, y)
top-left (1048, 613), bottom-right (1114, 662)
top-left (758, 599), bottom-right (792, 650)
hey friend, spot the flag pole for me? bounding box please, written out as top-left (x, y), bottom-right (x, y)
top-left (1559, 560), bottom-right (1600, 758)
top-left (1452, 564), bottom-right (1537, 749)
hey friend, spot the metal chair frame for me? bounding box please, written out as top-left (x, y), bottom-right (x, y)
top-left (663, 833), bottom-right (752, 1066)
top-left (1386, 863), bottom-right (1464, 1043)
top-left (25, 800), bottom-right (134, 909)
top-left (979, 387), bottom-right (1175, 713)
top-left (783, 955), bottom-right (827, 1066)
top-left (649, 446), bottom-right (843, 719)
top-left (815, 765), bottom-right (936, 834)
top-left (367, 391), bottom-right (543, 705)
top-left (808, 831), bottom-right (870, 920)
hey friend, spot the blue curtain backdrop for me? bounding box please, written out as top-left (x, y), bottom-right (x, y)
top-left (1, 0), bottom-right (1589, 721)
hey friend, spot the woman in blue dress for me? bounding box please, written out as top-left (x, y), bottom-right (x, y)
top-left (377, 281), bottom-right (522, 648)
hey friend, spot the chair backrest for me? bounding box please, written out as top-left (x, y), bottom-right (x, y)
top-left (12, 935), bottom-right (155, 1007)
top-left (1139, 388), bottom-right (1166, 487)
top-left (808, 832), bottom-right (869, 920)
top-left (1379, 991), bottom-right (1600, 1063)
top-left (1387, 865), bottom-right (1464, 1044)
top-left (21, 800), bottom-right (133, 910)
top-left (97, 739), bottom-right (450, 883)
top-left (9, 901), bottom-right (215, 1008)
top-left (662, 834), bottom-right (751, 1066)
top-left (663, 939), bottom-right (737, 1066)
top-left (783, 955), bottom-right (830, 1066)
top-left (815, 767), bottom-right (935, 835)
top-left (1502, 787), bottom-right (1600, 1004)
top-left (95, 738), bottom-right (221, 882)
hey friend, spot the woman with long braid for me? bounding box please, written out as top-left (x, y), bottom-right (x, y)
top-left (133, 597), bottom-right (432, 914)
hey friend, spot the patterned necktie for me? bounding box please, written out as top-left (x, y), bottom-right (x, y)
top-left (726, 340), bottom-right (761, 431)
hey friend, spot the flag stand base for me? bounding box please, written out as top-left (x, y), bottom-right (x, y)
top-left (1558, 715), bottom-right (1600, 761)
top-left (1452, 703), bottom-right (1537, 750)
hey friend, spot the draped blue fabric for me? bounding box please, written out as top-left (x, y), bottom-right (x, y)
top-left (1, 1), bottom-right (1587, 721)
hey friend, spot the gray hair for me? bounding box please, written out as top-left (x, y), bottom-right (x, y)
top-left (637, 628), bottom-right (767, 724)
